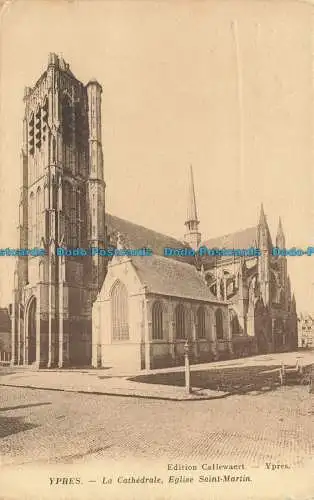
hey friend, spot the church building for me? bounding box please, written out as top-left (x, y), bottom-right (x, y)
top-left (11, 54), bottom-right (298, 370)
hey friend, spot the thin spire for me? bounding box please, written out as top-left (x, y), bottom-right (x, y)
top-left (259, 203), bottom-right (267, 226)
top-left (184, 165), bottom-right (201, 250)
top-left (186, 164), bottom-right (199, 224)
top-left (277, 216), bottom-right (284, 236)
top-left (276, 216), bottom-right (285, 247)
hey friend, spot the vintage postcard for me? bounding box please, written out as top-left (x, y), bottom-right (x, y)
top-left (0, 0), bottom-right (313, 499)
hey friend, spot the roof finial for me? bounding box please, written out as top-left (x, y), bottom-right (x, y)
top-left (116, 232), bottom-right (124, 250)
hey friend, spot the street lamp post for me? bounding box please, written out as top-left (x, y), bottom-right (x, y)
top-left (184, 338), bottom-right (191, 395)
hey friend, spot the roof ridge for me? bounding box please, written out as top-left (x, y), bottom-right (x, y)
top-left (131, 253), bottom-right (196, 269)
top-left (202, 225), bottom-right (257, 243)
top-left (106, 213), bottom-right (187, 245)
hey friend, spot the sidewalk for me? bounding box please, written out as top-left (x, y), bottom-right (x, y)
top-left (1, 350), bottom-right (313, 401)
top-left (0, 369), bottom-right (227, 400)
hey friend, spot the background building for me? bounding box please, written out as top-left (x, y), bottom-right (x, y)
top-left (0, 307), bottom-right (11, 362)
top-left (298, 313), bottom-right (314, 349)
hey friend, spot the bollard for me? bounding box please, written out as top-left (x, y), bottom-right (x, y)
top-left (184, 339), bottom-right (191, 395)
top-left (279, 360), bottom-right (285, 385)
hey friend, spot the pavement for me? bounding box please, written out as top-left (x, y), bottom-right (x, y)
top-left (1, 380), bottom-right (313, 500)
top-left (1, 350), bottom-right (313, 400)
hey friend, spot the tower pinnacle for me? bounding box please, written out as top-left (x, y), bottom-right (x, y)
top-left (258, 202), bottom-right (272, 249)
top-left (259, 203), bottom-right (266, 226)
top-left (276, 216), bottom-right (285, 247)
top-left (257, 203), bottom-right (272, 306)
top-left (184, 165), bottom-right (201, 250)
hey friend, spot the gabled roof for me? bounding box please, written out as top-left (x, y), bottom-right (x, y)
top-left (131, 254), bottom-right (223, 303)
top-left (201, 226), bottom-right (258, 251)
top-left (106, 214), bottom-right (195, 264)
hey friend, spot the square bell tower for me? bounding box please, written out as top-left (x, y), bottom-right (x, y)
top-left (11, 53), bottom-right (106, 368)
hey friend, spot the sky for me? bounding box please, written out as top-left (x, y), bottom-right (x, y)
top-left (0, 0), bottom-right (314, 311)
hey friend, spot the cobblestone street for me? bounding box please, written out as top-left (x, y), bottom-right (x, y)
top-left (0, 383), bottom-right (313, 467)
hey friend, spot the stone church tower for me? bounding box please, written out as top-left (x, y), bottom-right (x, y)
top-left (11, 53), bottom-right (106, 368)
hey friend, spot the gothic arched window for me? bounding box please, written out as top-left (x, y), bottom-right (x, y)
top-left (175, 304), bottom-right (186, 339)
top-left (152, 301), bottom-right (163, 340)
top-left (76, 188), bottom-right (81, 246)
top-left (70, 187), bottom-right (77, 246)
top-left (280, 290), bottom-right (285, 307)
top-left (62, 96), bottom-right (72, 145)
top-left (270, 272), bottom-right (280, 304)
top-left (229, 309), bottom-right (240, 336)
top-left (197, 306), bottom-right (206, 339)
top-left (216, 308), bottom-right (224, 340)
top-left (63, 181), bottom-right (71, 246)
top-left (111, 281), bottom-right (129, 341)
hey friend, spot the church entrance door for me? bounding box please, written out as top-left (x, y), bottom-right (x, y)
top-left (27, 297), bottom-right (37, 364)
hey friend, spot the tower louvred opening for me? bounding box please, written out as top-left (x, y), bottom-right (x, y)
top-left (35, 107), bottom-right (42, 149)
top-left (42, 99), bottom-right (48, 142)
top-left (28, 113), bottom-right (34, 155)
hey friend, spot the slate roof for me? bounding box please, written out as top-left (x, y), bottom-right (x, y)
top-left (106, 214), bottom-right (195, 264)
top-left (198, 226), bottom-right (259, 267)
top-left (201, 226), bottom-right (258, 250)
top-left (131, 254), bottom-right (223, 303)
top-left (105, 213), bottom-right (263, 278)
